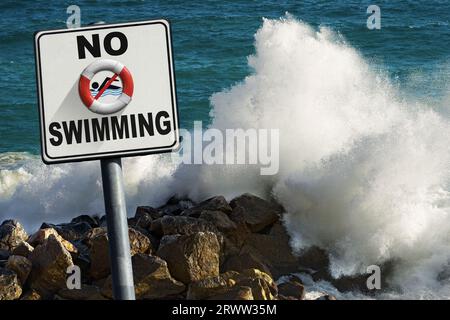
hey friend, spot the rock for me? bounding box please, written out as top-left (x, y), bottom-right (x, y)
top-left (0, 267), bottom-right (22, 300)
top-left (11, 241), bottom-right (34, 258)
top-left (29, 234), bottom-right (74, 296)
top-left (128, 228), bottom-right (152, 255)
top-left (277, 278), bottom-right (305, 300)
top-left (157, 232), bottom-right (220, 284)
top-left (230, 194), bottom-right (281, 232)
top-left (0, 220), bottom-right (28, 252)
top-left (298, 246), bottom-right (330, 272)
top-left (208, 286), bottom-right (254, 300)
top-left (199, 210), bottom-right (247, 262)
top-left (222, 251), bottom-right (272, 277)
top-left (316, 294), bottom-right (337, 300)
top-left (28, 228), bottom-right (77, 254)
top-left (157, 196), bottom-right (194, 216)
top-left (199, 210), bottom-right (237, 234)
top-left (238, 269), bottom-right (277, 300)
top-left (87, 229), bottom-right (110, 280)
top-left (20, 289), bottom-right (42, 300)
top-left (187, 271), bottom-right (241, 299)
top-left (0, 249), bottom-right (9, 260)
top-left (182, 196), bottom-right (232, 217)
top-left (135, 206), bottom-right (163, 220)
top-left (187, 269), bottom-right (276, 300)
top-left (153, 215), bottom-right (218, 237)
top-left (6, 255), bottom-right (32, 285)
top-left (129, 209), bottom-right (154, 229)
top-left (240, 222), bottom-right (299, 278)
top-left (70, 215), bottom-right (99, 228)
top-left (87, 227), bottom-right (151, 280)
top-left (40, 221), bottom-right (92, 242)
top-left (101, 254), bottom-right (185, 299)
top-left (57, 285), bottom-right (102, 300)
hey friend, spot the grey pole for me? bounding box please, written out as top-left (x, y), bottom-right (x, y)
top-left (100, 157), bottom-right (135, 300)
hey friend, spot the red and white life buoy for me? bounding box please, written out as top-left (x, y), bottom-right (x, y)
top-left (79, 59), bottom-right (134, 115)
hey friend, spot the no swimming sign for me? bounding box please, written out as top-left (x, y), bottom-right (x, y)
top-left (34, 20), bottom-right (180, 164)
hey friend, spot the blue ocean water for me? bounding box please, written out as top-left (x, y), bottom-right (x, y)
top-left (0, 0), bottom-right (449, 154)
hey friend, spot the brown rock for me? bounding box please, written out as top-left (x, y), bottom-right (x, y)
top-left (187, 271), bottom-right (241, 299)
top-left (101, 254), bottom-right (185, 299)
top-left (70, 215), bottom-right (99, 228)
top-left (0, 267), bottom-right (22, 300)
top-left (6, 255), bottom-right (32, 285)
top-left (129, 208), bottom-right (154, 229)
top-left (20, 289), bottom-right (42, 300)
top-left (187, 269), bottom-right (276, 300)
top-left (238, 269), bottom-right (277, 300)
top-left (87, 227), bottom-right (151, 280)
top-left (182, 196), bottom-right (232, 217)
top-left (11, 241), bottom-right (34, 258)
top-left (28, 228), bottom-right (77, 254)
top-left (29, 234), bottom-right (74, 296)
top-left (153, 215), bottom-right (218, 237)
top-left (240, 222), bottom-right (299, 278)
top-left (208, 286), bottom-right (254, 300)
top-left (157, 232), bottom-right (220, 284)
top-left (135, 206), bottom-right (163, 220)
top-left (157, 197), bottom-right (194, 216)
top-left (277, 278), bottom-right (305, 300)
top-left (128, 228), bottom-right (152, 255)
top-left (57, 284), bottom-right (102, 300)
top-left (40, 221), bottom-right (92, 242)
top-left (0, 220), bottom-right (28, 252)
top-left (222, 251), bottom-right (272, 277)
top-left (230, 194), bottom-right (281, 232)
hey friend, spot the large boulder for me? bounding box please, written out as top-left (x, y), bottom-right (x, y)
top-left (11, 241), bottom-right (34, 258)
top-left (240, 222), bottom-right (299, 278)
top-left (0, 220), bottom-right (28, 252)
top-left (57, 284), bottom-right (103, 300)
top-left (6, 255), bottom-right (32, 285)
top-left (151, 216), bottom-right (218, 237)
top-left (86, 227), bottom-right (151, 280)
top-left (101, 254), bottom-right (185, 299)
top-left (157, 196), bottom-right (194, 216)
top-left (28, 228), bottom-right (77, 254)
top-left (28, 234), bottom-right (74, 296)
top-left (157, 232), bottom-right (220, 284)
top-left (40, 221), bottom-right (92, 242)
top-left (70, 215), bottom-right (99, 228)
top-left (0, 267), bottom-right (22, 300)
top-left (277, 276), bottom-right (305, 300)
top-left (187, 268), bottom-right (276, 300)
top-left (222, 251), bottom-right (272, 277)
top-left (230, 194), bottom-right (282, 232)
top-left (208, 286), bottom-right (254, 300)
top-left (181, 196), bottom-right (232, 217)
top-left (187, 271), bottom-right (241, 299)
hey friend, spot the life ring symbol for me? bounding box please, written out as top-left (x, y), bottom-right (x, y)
top-left (78, 59), bottom-right (134, 115)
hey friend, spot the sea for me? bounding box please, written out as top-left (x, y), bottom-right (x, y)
top-left (1, 0), bottom-right (450, 299)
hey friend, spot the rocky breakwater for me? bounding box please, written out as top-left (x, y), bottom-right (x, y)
top-left (0, 193), bottom-right (350, 300)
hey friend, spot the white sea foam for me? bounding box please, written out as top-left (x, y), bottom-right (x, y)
top-left (1, 16), bottom-right (450, 298)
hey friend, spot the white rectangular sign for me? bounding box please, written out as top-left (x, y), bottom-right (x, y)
top-left (34, 20), bottom-right (180, 164)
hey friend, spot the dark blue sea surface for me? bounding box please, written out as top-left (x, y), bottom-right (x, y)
top-left (0, 0), bottom-right (449, 154)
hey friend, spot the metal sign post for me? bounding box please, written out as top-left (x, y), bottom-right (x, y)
top-left (100, 157), bottom-right (135, 300)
